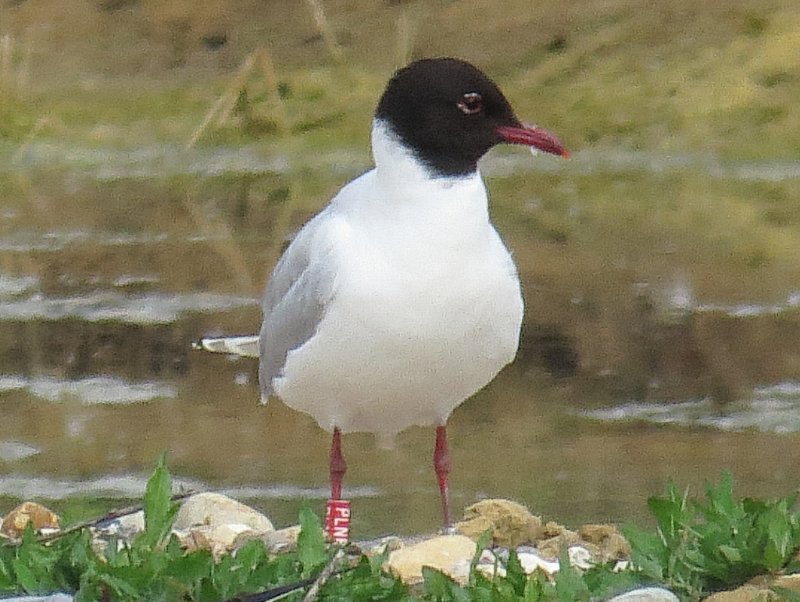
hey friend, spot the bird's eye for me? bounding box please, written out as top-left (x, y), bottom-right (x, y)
top-left (457, 92), bottom-right (483, 115)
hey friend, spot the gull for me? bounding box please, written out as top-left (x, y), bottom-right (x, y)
top-left (198, 57), bottom-right (568, 530)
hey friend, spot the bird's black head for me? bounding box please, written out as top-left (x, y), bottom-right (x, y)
top-left (375, 57), bottom-right (568, 178)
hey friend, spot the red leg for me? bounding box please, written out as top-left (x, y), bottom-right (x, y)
top-left (433, 425), bottom-right (452, 528)
top-left (329, 427), bottom-right (347, 500)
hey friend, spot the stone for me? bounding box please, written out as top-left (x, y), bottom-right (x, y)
top-left (449, 558), bottom-right (472, 583)
top-left (361, 535), bottom-right (404, 556)
top-left (567, 545), bottom-right (594, 570)
top-left (175, 525), bottom-right (213, 553)
top-left (578, 523), bottom-right (631, 560)
top-left (98, 510), bottom-right (145, 540)
top-left (234, 524), bottom-right (302, 555)
top-left (702, 585), bottom-right (776, 602)
top-left (517, 550), bottom-right (559, 575)
top-left (384, 535), bottom-right (476, 585)
top-left (456, 499), bottom-right (543, 547)
top-left (1, 502), bottom-right (60, 538)
top-left (606, 587), bottom-right (680, 601)
top-left (209, 523), bottom-right (254, 549)
top-left (543, 520), bottom-right (571, 538)
top-left (774, 574), bottom-right (800, 592)
top-left (175, 522), bottom-right (255, 559)
top-left (474, 548), bottom-right (507, 578)
top-left (173, 492), bottom-right (274, 532)
top-left (537, 528), bottom-right (581, 560)
top-left (2, 594), bottom-right (75, 602)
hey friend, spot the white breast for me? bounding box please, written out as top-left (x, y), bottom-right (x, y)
top-left (271, 122), bottom-right (524, 436)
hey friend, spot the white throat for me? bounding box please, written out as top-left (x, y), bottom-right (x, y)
top-left (368, 119), bottom-right (489, 222)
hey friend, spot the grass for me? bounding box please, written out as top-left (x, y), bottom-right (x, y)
top-left (2, 0), bottom-right (799, 153)
top-left (2, 458), bottom-right (800, 600)
top-left (3, 1), bottom-right (800, 285)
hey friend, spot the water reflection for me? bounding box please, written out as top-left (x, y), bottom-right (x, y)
top-left (582, 382), bottom-right (800, 434)
top-left (0, 154), bottom-right (799, 537)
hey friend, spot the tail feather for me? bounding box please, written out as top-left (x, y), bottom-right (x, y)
top-left (192, 335), bottom-right (260, 358)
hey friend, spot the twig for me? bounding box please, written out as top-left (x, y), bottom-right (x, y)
top-left (17, 28), bottom-right (32, 93)
top-left (181, 191), bottom-right (257, 294)
top-left (185, 50), bottom-right (258, 149)
top-left (226, 560), bottom-right (355, 602)
top-left (395, 11), bottom-right (415, 67)
top-left (0, 34), bottom-right (12, 94)
top-left (33, 490), bottom-right (196, 545)
top-left (302, 547), bottom-right (345, 602)
top-left (229, 576), bottom-right (317, 602)
top-left (304, 0), bottom-right (343, 62)
top-left (254, 46), bottom-right (289, 135)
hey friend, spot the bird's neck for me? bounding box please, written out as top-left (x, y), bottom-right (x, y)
top-left (359, 120), bottom-right (493, 254)
top-left (370, 119), bottom-right (489, 217)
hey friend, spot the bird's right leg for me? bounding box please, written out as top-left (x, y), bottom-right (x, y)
top-left (329, 426), bottom-right (347, 499)
top-left (326, 427), bottom-right (351, 542)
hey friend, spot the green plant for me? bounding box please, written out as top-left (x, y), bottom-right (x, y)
top-left (0, 456), bottom-right (410, 600)
top-left (3, 463), bottom-right (800, 601)
top-left (624, 471), bottom-right (800, 600)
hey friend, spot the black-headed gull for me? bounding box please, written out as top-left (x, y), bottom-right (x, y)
top-left (200, 57), bottom-right (568, 531)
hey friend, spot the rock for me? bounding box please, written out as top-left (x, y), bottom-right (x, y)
top-left (234, 524), bottom-right (302, 555)
top-left (692, 572), bottom-right (800, 601)
top-left (384, 535), bottom-right (476, 585)
top-left (517, 550), bottom-right (560, 575)
top-left (578, 523), bottom-right (631, 561)
top-left (537, 528), bottom-right (581, 560)
top-left (774, 573), bottom-right (800, 592)
top-left (173, 492), bottom-right (274, 532)
top-left (474, 548), bottom-right (506, 578)
top-left (209, 523), bottom-right (254, 549)
top-left (1, 502), bottom-right (60, 538)
top-left (567, 545), bottom-right (594, 570)
top-left (2, 594), bottom-right (75, 602)
top-left (456, 499), bottom-right (543, 547)
top-left (360, 535), bottom-right (404, 557)
top-left (702, 585), bottom-right (776, 602)
top-left (475, 547), bottom-right (562, 579)
top-left (175, 524), bottom-right (213, 553)
top-left (543, 520), bottom-right (571, 538)
top-left (176, 522), bottom-right (255, 558)
top-left (98, 510), bottom-right (145, 540)
top-left (606, 587), bottom-right (680, 601)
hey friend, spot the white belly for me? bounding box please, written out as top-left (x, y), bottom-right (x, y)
top-left (273, 235), bottom-right (523, 436)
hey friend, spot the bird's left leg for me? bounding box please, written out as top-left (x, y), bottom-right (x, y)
top-left (433, 425), bottom-right (452, 530)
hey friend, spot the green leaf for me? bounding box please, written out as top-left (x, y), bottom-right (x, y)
top-left (505, 549), bottom-right (527, 595)
top-left (297, 506), bottom-right (327, 576)
top-left (717, 545), bottom-right (742, 563)
top-left (582, 561), bottom-right (644, 599)
top-left (141, 453), bottom-right (180, 549)
top-left (421, 566), bottom-right (469, 601)
top-left (97, 572), bottom-right (142, 598)
top-left (163, 549), bottom-right (214, 585)
top-left (523, 573), bottom-right (547, 602)
top-left (553, 546), bottom-right (590, 602)
top-left (11, 558), bottom-right (38, 593)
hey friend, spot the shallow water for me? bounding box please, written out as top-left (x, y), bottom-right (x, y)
top-left (1, 144), bottom-right (799, 537)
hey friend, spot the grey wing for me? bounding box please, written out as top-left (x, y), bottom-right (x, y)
top-left (258, 224), bottom-right (337, 401)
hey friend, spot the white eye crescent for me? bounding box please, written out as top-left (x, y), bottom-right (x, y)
top-left (457, 92), bottom-right (483, 115)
